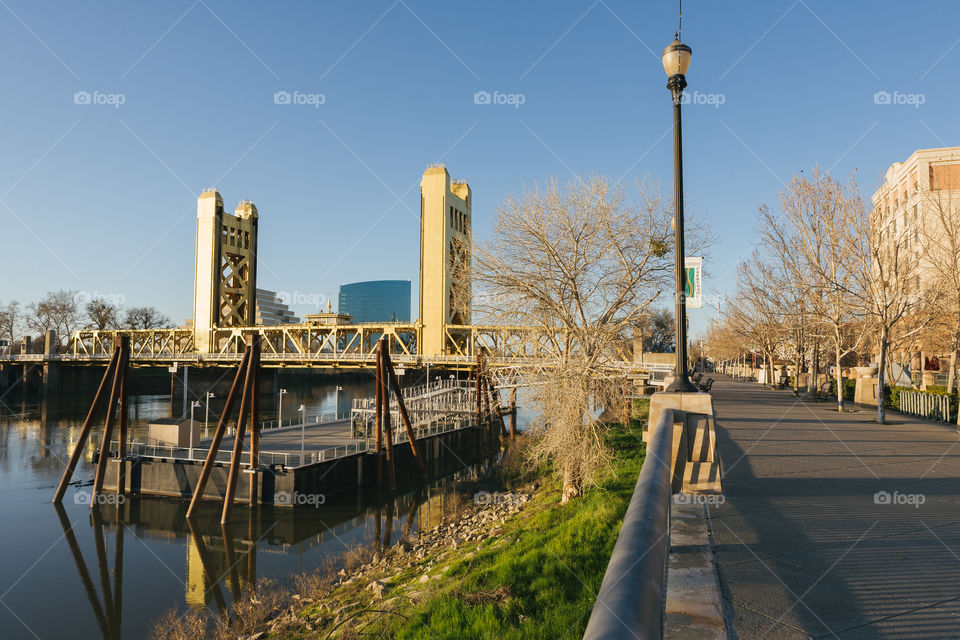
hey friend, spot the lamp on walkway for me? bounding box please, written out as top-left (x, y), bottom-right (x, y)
top-left (662, 34), bottom-right (697, 393)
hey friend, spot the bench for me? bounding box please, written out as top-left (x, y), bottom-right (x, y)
top-left (776, 376), bottom-right (791, 390)
top-left (692, 372), bottom-right (703, 384)
top-left (697, 377), bottom-right (714, 392)
top-left (819, 381), bottom-right (836, 399)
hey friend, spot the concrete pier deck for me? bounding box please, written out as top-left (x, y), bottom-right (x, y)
top-left (709, 376), bottom-right (960, 639)
top-left (214, 419), bottom-right (358, 465)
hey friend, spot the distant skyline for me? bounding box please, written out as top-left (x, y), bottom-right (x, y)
top-left (1, 1), bottom-right (957, 336)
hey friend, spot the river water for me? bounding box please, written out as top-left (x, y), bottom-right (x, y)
top-left (0, 378), bottom-right (528, 639)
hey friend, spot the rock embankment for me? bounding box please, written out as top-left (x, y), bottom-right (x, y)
top-left (247, 490), bottom-right (533, 638)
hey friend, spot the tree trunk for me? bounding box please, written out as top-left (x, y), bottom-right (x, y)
top-left (794, 348), bottom-right (802, 395)
top-left (877, 328), bottom-right (888, 425)
top-left (561, 463), bottom-right (581, 504)
top-left (808, 344), bottom-right (817, 398)
top-left (835, 341), bottom-right (844, 412)
top-left (947, 328), bottom-right (958, 395)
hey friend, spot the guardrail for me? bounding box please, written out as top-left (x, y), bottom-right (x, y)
top-left (106, 439), bottom-right (368, 468)
top-left (898, 390), bottom-right (952, 423)
top-left (582, 408), bottom-right (675, 640)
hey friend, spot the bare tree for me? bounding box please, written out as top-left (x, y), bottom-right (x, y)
top-left (124, 306), bottom-right (171, 330)
top-left (853, 195), bottom-right (935, 423)
top-left (86, 299), bottom-right (122, 330)
top-left (640, 308), bottom-right (675, 353)
top-left (918, 183), bottom-right (960, 392)
top-left (0, 300), bottom-right (20, 345)
top-left (475, 175), bottom-right (710, 501)
top-left (730, 253), bottom-right (790, 388)
top-left (26, 290), bottom-right (83, 347)
top-left (760, 170), bottom-right (865, 411)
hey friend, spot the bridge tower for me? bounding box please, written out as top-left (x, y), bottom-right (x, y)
top-left (193, 189), bottom-right (259, 353)
top-left (419, 164), bottom-right (471, 356)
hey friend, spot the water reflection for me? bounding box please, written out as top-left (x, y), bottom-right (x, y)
top-left (47, 468), bottom-right (471, 639)
top-left (0, 378), bottom-right (528, 640)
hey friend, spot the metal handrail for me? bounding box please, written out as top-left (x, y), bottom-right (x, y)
top-left (582, 408), bottom-right (675, 640)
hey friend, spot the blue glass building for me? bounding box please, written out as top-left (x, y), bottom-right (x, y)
top-left (338, 280), bottom-right (411, 323)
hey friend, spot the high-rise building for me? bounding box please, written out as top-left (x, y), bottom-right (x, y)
top-left (419, 164), bottom-right (471, 355)
top-left (255, 289), bottom-right (299, 325)
top-left (338, 280), bottom-right (411, 323)
top-left (872, 146), bottom-right (960, 292)
top-left (872, 146), bottom-right (960, 383)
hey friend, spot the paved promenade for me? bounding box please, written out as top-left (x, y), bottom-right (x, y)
top-left (709, 376), bottom-right (960, 639)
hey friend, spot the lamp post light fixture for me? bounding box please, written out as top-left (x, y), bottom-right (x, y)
top-left (299, 404), bottom-right (306, 464)
top-left (278, 388), bottom-right (288, 425)
top-left (189, 400), bottom-right (201, 459)
top-left (662, 34), bottom-right (698, 393)
top-left (204, 391), bottom-right (215, 438)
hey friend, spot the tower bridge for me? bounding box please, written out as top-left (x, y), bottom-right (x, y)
top-left (2, 164), bottom-right (646, 377)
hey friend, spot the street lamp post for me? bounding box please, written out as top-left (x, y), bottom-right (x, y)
top-left (662, 34), bottom-right (698, 393)
top-left (189, 400), bottom-right (201, 459)
top-left (299, 404), bottom-right (306, 464)
top-left (278, 388), bottom-right (288, 425)
top-left (204, 391), bottom-right (215, 438)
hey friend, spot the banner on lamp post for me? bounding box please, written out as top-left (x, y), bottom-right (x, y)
top-left (684, 257), bottom-right (702, 309)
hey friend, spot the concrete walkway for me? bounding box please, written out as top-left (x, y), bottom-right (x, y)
top-left (709, 376), bottom-right (960, 639)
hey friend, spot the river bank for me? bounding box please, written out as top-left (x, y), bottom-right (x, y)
top-left (153, 402), bottom-right (649, 640)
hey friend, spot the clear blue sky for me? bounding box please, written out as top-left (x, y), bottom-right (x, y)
top-left (0, 1), bottom-right (956, 336)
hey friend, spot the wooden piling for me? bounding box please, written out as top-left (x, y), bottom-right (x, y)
top-left (116, 336), bottom-right (130, 495)
top-left (222, 336), bottom-right (259, 524)
top-left (383, 347), bottom-right (427, 478)
top-left (186, 347), bottom-right (250, 518)
top-left (375, 347), bottom-right (384, 483)
top-left (380, 343), bottom-right (396, 489)
top-left (92, 339), bottom-right (129, 506)
top-left (53, 346), bottom-right (121, 503)
top-left (247, 336), bottom-right (261, 507)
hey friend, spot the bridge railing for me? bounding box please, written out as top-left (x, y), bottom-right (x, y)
top-left (582, 408), bottom-right (675, 640)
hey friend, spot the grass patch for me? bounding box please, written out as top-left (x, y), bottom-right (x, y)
top-left (377, 423), bottom-right (645, 639)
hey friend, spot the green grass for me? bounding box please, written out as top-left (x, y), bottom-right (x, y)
top-left (386, 424), bottom-right (646, 639)
top-left (294, 409), bottom-right (649, 640)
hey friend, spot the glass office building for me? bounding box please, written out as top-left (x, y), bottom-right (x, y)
top-left (338, 280), bottom-right (411, 323)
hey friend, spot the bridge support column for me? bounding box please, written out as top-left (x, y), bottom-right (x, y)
top-left (41, 329), bottom-right (59, 402)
